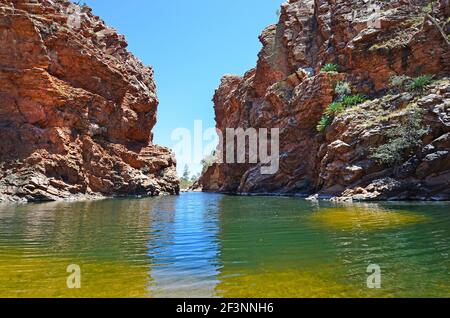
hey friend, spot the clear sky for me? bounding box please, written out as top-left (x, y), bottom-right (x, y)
top-left (84, 0), bottom-right (285, 176)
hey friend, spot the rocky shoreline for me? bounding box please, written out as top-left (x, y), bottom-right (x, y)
top-left (191, 189), bottom-right (449, 202)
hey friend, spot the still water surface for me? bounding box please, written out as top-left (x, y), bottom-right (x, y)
top-left (0, 193), bottom-right (449, 297)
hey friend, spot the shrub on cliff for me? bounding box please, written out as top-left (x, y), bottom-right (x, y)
top-left (321, 63), bottom-right (339, 73)
top-left (342, 94), bottom-right (366, 107)
top-left (407, 75), bottom-right (433, 91)
top-left (370, 106), bottom-right (429, 165)
top-left (324, 102), bottom-right (345, 117)
top-left (335, 81), bottom-right (352, 97)
top-left (317, 94), bottom-right (367, 133)
top-left (317, 115), bottom-right (332, 133)
top-left (389, 74), bottom-right (434, 93)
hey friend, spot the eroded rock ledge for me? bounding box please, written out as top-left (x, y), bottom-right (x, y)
top-left (0, 0), bottom-right (179, 202)
top-left (198, 0), bottom-right (450, 201)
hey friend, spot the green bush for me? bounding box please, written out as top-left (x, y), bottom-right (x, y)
top-left (407, 75), bottom-right (433, 91)
top-left (321, 63), bottom-right (339, 73)
top-left (335, 81), bottom-right (352, 96)
top-left (316, 115), bottom-right (332, 133)
top-left (324, 102), bottom-right (345, 117)
top-left (389, 74), bottom-right (434, 93)
top-left (371, 107), bottom-right (429, 165)
top-left (317, 93), bottom-right (366, 134)
top-left (342, 94), bottom-right (366, 107)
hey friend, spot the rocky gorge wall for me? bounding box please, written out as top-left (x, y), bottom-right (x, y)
top-left (0, 0), bottom-right (179, 202)
top-left (198, 0), bottom-right (450, 201)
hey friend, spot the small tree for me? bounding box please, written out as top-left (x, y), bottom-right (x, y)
top-left (182, 164), bottom-right (190, 182)
top-left (179, 164), bottom-right (194, 190)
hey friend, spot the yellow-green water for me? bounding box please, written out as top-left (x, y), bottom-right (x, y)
top-left (0, 193), bottom-right (449, 298)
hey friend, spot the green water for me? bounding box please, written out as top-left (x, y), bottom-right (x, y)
top-left (0, 193), bottom-right (449, 298)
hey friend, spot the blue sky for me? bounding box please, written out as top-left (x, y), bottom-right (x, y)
top-left (84, 0), bottom-right (284, 176)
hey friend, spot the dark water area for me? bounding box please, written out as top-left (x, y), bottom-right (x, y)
top-left (0, 193), bottom-right (449, 297)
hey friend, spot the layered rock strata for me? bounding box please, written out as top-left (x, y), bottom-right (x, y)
top-left (0, 0), bottom-right (179, 202)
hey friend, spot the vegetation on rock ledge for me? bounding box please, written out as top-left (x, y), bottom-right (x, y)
top-left (320, 63), bottom-right (339, 73)
top-left (370, 105), bottom-right (429, 165)
top-left (317, 81), bottom-right (367, 133)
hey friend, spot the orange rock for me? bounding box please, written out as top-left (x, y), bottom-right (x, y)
top-left (197, 0), bottom-right (450, 200)
top-left (0, 0), bottom-right (179, 202)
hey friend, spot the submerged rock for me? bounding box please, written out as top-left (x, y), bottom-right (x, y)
top-left (309, 204), bottom-right (429, 231)
top-left (0, 0), bottom-right (179, 202)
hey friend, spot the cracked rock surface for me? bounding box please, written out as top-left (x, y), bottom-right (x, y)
top-left (0, 0), bottom-right (179, 202)
top-left (198, 0), bottom-right (449, 201)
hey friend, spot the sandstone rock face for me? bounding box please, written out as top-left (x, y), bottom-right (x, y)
top-left (0, 0), bottom-right (179, 202)
top-left (198, 0), bottom-right (450, 201)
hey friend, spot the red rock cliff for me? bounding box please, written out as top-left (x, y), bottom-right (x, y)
top-left (0, 0), bottom-right (179, 202)
top-left (199, 0), bottom-right (450, 200)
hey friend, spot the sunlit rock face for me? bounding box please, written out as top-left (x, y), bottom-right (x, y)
top-left (198, 0), bottom-right (450, 200)
top-left (0, 0), bottom-right (179, 202)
